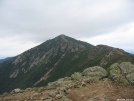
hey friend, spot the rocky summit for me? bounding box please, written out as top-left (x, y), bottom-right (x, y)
top-left (0, 35), bottom-right (134, 100)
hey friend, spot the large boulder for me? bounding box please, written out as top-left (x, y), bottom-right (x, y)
top-left (82, 66), bottom-right (107, 80)
top-left (109, 62), bottom-right (134, 85)
top-left (11, 88), bottom-right (22, 94)
top-left (48, 78), bottom-right (72, 87)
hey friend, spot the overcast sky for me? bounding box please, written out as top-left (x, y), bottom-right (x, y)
top-left (0, 0), bottom-right (134, 59)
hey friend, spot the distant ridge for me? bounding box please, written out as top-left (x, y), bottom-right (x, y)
top-left (0, 57), bottom-right (12, 63)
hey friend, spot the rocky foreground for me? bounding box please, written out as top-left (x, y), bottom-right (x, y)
top-left (0, 62), bottom-right (134, 101)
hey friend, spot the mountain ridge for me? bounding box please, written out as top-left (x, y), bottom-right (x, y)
top-left (0, 34), bottom-right (134, 94)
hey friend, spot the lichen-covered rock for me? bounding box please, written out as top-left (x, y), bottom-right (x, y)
top-left (38, 87), bottom-right (44, 93)
top-left (55, 94), bottom-right (63, 99)
top-left (126, 73), bottom-right (134, 84)
top-left (48, 78), bottom-right (72, 87)
top-left (65, 89), bottom-right (71, 94)
top-left (82, 66), bottom-right (107, 80)
top-left (48, 81), bottom-right (59, 87)
top-left (71, 72), bottom-right (82, 81)
top-left (73, 81), bottom-right (82, 88)
top-left (109, 63), bottom-right (129, 85)
top-left (63, 77), bottom-right (71, 81)
top-left (58, 86), bottom-right (66, 95)
top-left (109, 62), bottom-right (134, 85)
top-left (120, 62), bottom-right (134, 74)
top-left (11, 88), bottom-right (21, 93)
top-left (49, 91), bottom-right (57, 98)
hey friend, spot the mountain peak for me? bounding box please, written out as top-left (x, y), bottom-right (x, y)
top-left (55, 34), bottom-right (67, 41)
top-left (55, 34), bottom-right (66, 38)
top-left (54, 34), bottom-right (67, 39)
top-left (53, 34), bottom-right (93, 49)
top-left (59, 34), bottom-right (66, 37)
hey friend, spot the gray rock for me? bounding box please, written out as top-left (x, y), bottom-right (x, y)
top-left (55, 94), bottom-right (63, 99)
top-left (63, 77), bottom-right (71, 81)
top-left (109, 62), bottom-right (134, 85)
top-left (73, 81), bottom-right (81, 88)
top-left (49, 91), bottom-right (57, 98)
top-left (48, 78), bottom-right (72, 87)
top-left (82, 66), bottom-right (107, 80)
top-left (65, 89), bottom-right (71, 94)
top-left (120, 62), bottom-right (134, 74)
top-left (12, 88), bottom-right (21, 93)
top-left (126, 73), bottom-right (134, 84)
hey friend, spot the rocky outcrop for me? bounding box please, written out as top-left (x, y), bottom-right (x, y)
top-left (109, 62), bottom-right (134, 85)
top-left (48, 62), bottom-right (134, 88)
top-left (11, 88), bottom-right (21, 94)
top-left (48, 77), bottom-right (73, 87)
top-left (48, 66), bottom-right (108, 88)
top-left (82, 66), bottom-right (107, 80)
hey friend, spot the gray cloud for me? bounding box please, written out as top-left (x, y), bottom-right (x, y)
top-left (0, 0), bottom-right (134, 41)
top-left (0, 0), bottom-right (134, 57)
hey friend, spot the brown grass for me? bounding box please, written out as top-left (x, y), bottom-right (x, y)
top-left (67, 80), bottom-right (134, 101)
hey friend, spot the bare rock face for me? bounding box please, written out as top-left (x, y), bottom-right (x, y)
top-left (9, 69), bottom-right (19, 78)
top-left (48, 66), bottom-right (108, 89)
top-left (109, 62), bottom-right (134, 85)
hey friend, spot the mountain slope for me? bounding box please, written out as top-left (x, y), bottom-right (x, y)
top-left (0, 35), bottom-right (134, 94)
top-left (0, 35), bottom-right (93, 93)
